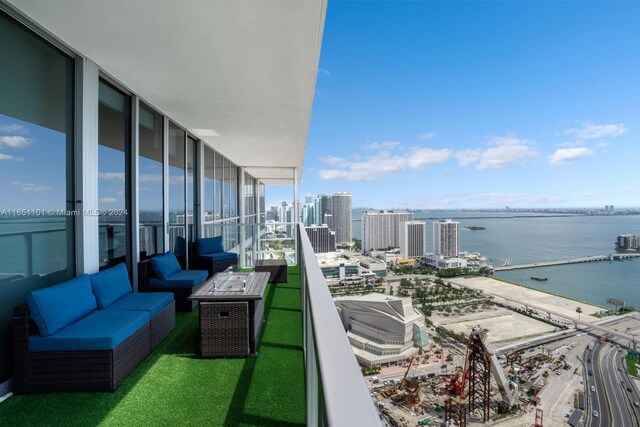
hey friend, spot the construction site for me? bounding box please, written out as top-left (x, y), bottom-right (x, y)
top-left (370, 326), bottom-right (592, 427)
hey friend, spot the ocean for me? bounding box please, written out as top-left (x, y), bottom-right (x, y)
top-left (352, 212), bottom-right (640, 308)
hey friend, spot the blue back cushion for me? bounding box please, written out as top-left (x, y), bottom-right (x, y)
top-left (197, 236), bottom-right (224, 255)
top-left (150, 252), bottom-right (182, 280)
top-left (88, 263), bottom-right (133, 308)
top-left (25, 275), bottom-right (97, 337)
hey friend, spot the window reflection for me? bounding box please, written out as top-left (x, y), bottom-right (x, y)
top-left (138, 103), bottom-right (163, 258)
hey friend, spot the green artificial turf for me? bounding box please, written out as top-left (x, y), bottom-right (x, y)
top-left (0, 267), bottom-right (305, 427)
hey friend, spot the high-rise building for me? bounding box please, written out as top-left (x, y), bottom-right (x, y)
top-left (432, 219), bottom-right (460, 257)
top-left (399, 221), bottom-right (426, 258)
top-left (332, 192), bottom-right (352, 244)
top-left (302, 202), bottom-right (315, 226)
top-left (323, 213), bottom-right (334, 231)
top-left (320, 195), bottom-right (333, 225)
top-left (305, 225), bottom-right (336, 253)
top-left (361, 210), bottom-right (413, 253)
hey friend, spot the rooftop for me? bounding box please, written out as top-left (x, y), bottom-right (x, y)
top-left (0, 268), bottom-right (305, 427)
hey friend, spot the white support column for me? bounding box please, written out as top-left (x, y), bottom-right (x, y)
top-left (129, 96), bottom-right (140, 289)
top-left (75, 58), bottom-right (100, 275)
top-left (238, 166), bottom-right (246, 268)
top-left (197, 140), bottom-right (205, 239)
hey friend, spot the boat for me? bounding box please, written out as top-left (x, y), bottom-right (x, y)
top-left (502, 259), bottom-right (510, 267)
top-left (530, 276), bottom-right (548, 281)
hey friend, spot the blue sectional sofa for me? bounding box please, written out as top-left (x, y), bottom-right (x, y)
top-left (138, 251), bottom-right (208, 311)
top-left (191, 236), bottom-right (238, 278)
top-left (13, 263), bottom-right (175, 393)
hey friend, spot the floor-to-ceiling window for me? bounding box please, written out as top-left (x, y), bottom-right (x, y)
top-left (168, 123), bottom-right (186, 266)
top-left (203, 146), bottom-right (214, 223)
top-left (98, 80), bottom-right (130, 269)
top-left (138, 102), bottom-right (163, 258)
top-left (0, 11), bottom-right (75, 383)
top-left (186, 136), bottom-right (196, 260)
top-left (214, 152), bottom-right (223, 221)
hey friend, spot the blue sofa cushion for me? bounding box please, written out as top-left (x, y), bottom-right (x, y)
top-left (89, 263), bottom-right (133, 309)
top-left (25, 275), bottom-right (97, 337)
top-left (150, 252), bottom-right (182, 280)
top-left (149, 269), bottom-right (208, 288)
top-left (197, 252), bottom-right (238, 262)
top-left (197, 236), bottom-right (224, 255)
top-left (103, 292), bottom-right (174, 317)
top-left (29, 310), bottom-right (150, 352)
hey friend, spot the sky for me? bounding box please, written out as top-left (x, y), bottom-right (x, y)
top-left (268, 0), bottom-right (640, 209)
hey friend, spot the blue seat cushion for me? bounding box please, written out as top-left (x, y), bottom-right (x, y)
top-left (149, 269), bottom-right (208, 288)
top-left (89, 263), bottom-right (133, 308)
top-left (150, 252), bottom-right (182, 280)
top-left (103, 292), bottom-right (174, 317)
top-left (197, 236), bottom-right (224, 255)
top-left (26, 275), bottom-right (97, 337)
top-left (197, 252), bottom-right (238, 262)
top-left (29, 310), bottom-right (150, 352)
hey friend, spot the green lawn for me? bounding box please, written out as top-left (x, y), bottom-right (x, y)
top-left (627, 355), bottom-right (639, 376)
top-left (0, 267), bottom-right (305, 427)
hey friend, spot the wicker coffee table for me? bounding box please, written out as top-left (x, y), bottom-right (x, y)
top-left (189, 271), bottom-right (269, 357)
top-left (254, 259), bottom-right (288, 283)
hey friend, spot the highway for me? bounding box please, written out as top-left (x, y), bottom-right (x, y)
top-left (587, 342), bottom-right (639, 427)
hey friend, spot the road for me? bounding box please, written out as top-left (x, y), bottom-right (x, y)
top-left (587, 342), bottom-right (639, 427)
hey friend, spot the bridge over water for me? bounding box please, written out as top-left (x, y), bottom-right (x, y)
top-left (494, 253), bottom-right (640, 271)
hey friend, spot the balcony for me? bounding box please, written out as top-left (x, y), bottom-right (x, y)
top-left (0, 224), bottom-right (380, 427)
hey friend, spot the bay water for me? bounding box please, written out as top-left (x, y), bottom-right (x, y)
top-left (353, 213), bottom-right (640, 308)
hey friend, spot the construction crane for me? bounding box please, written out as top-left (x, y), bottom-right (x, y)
top-left (390, 356), bottom-right (421, 406)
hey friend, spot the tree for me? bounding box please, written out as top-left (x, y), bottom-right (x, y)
top-left (576, 306), bottom-right (582, 320)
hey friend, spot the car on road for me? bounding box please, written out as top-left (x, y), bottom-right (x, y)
top-left (634, 401), bottom-right (640, 408)
top-left (588, 370), bottom-right (593, 376)
top-left (427, 373), bottom-right (436, 378)
top-left (593, 410), bottom-right (599, 418)
top-left (591, 385), bottom-right (596, 392)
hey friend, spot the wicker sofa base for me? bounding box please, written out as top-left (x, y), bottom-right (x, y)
top-left (13, 322), bottom-right (151, 394)
top-left (150, 300), bottom-right (176, 349)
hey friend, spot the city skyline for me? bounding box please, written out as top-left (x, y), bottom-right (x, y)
top-left (267, 0), bottom-right (640, 209)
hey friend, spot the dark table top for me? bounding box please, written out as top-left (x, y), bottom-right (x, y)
top-left (189, 271), bottom-right (269, 301)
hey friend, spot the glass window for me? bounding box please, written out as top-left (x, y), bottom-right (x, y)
top-left (229, 162), bottom-right (237, 218)
top-left (168, 123), bottom-right (186, 266)
top-left (214, 152), bottom-right (223, 221)
top-left (138, 102), bottom-right (163, 257)
top-left (0, 11), bottom-right (75, 383)
top-left (186, 136), bottom-right (196, 249)
top-left (203, 146), bottom-right (214, 222)
top-left (223, 157), bottom-right (230, 219)
top-left (98, 80), bottom-right (130, 269)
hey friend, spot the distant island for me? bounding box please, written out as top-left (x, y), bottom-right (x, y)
top-left (465, 226), bottom-right (486, 231)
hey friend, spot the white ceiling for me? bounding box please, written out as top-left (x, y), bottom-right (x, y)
top-left (8, 0), bottom-right (326, 184)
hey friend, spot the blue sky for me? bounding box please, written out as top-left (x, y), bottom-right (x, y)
top-left (269, 0), bottom-right (640, 209)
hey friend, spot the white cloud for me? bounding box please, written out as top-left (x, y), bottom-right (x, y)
top-left (99, 197), bottom-right (118, 204)
top-left (548, 147), bottom-right (594, 165)
top-left (98, 172), bottom-right (125, 181)
top-left (563, 123), bottom-right (627, 140)
top-left (318, 68), bottom-right (331, 76)
top-left (596, 141), bottom-right (610, 148)
top-left (11, 181), bottom-right (54, 192)
top-left (456, 136), bottom-right (538, 170)
top-left (0, 153), bottom-right (23, 161)
top-left (582, 192), bottom-right (596, 197)
top-left (318, 147), bottom-right (451, 181)
top-left (0, 135), bottom-right (31, 148)
top-left (0, 124), bottom-right (25, 133)
top-left (139, 174), bottom-right (162, 183)
top-left (418, 132), bottom-right (436, 140)
top-left (454, 149), bottom-right (481, 167)
top-left (361, 141), bottom-right (400, 150)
